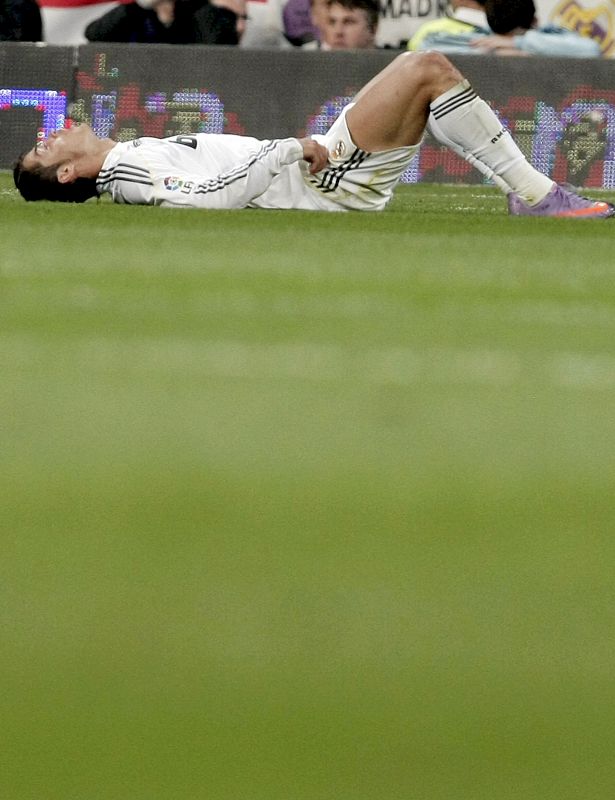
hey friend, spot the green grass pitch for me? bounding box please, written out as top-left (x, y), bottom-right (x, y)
top-left (2, 172), bottom-right (615, 800)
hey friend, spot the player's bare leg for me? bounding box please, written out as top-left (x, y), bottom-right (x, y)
top-left (347, 51), bottom-right (460, 151)
top-left (346, 51), bottom-right (549, 200)
top-left (347, 51), bottom-right (511, 192)
top-left (346, 51), bottom-right (614, 218)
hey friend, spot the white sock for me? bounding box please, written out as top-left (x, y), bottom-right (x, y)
top-left (427, 114), bottom-right (512, 193)
top-left (429, 81), bottom-right (554, 205)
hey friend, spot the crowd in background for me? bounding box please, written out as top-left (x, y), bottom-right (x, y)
top-left (0, 0), bottom-right (606, 58)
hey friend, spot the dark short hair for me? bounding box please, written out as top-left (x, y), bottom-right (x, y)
top-left (13, 151), bottom-right (99, 202)
top-left (325, 0), bottom-right (379, 31)
top-left (485, 0), bottom-right (536, 34)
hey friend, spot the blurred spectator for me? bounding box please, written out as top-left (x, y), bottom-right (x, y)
top-left (282, 0), bottom-right (324, 45)
top-left (85, 0), bottom-right (246, 42)
top-left (239, 0), bottom-right (291, 47)
top-left (408, 0), bottom-right (488, 53)
top-left (38, 0), bottom-right (126, 45)
top-left (302, 0), bottom-right (378, 49)
top-left (0, 0), bottom-right (42, 39)
top-left (408, 0), bottom-right (601, 57)
top-left (475, 0), bottom-right (602, 56)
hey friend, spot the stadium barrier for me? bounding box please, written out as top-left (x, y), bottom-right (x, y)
top-left (2, 42), bottom-right (615, 188)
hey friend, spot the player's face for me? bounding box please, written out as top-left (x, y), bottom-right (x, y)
top-left (22, 124), bottom-right (100, 172)
top-left (321, 5), bottom-right (374, 49)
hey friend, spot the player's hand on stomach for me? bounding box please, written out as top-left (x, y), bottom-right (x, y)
top-left (298, 138), bottom-right (329, 174)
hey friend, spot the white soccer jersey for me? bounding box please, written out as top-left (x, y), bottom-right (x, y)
top-left (95, 106), bottom-right (420, 212)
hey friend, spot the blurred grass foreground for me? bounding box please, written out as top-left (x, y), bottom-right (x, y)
top-left (2, 177), bottom-right (615, 800)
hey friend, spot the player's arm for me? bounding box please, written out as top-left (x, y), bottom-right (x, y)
top-left (151, 137), bottom-right (328, 209)
top-left (298, 138), bottom-right (329, 174)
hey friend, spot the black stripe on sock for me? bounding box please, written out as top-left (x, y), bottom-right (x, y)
top-left (431, 88), bottom-right (477, 120)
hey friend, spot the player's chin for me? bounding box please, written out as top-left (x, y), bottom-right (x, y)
top-left (69, 122), bottom-right (93, 134)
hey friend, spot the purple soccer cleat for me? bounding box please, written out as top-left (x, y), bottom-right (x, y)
top-left (508, 183), bottom-right (615, 219)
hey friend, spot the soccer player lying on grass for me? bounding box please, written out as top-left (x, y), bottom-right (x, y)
top-left (13, 51), bottom-right (614, 218)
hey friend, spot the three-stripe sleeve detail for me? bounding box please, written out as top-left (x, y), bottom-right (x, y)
top-left (97, 162), bottom-right (153, 195)
top-left (96, 161), bottom-right (153, 190)
top-left (193, 140), bottom-right (280, 198)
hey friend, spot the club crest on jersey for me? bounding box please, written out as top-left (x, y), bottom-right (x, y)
top-left (332, 140), bottom-right (346, 159)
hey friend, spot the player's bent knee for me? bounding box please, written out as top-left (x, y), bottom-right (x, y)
top-left (395, 50), bottom-right (461, 86)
